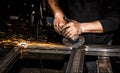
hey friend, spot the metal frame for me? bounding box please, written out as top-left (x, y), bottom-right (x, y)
top-left (0, 45), bottom-right (120, 73)
top-left (66, 45), bottom-right (120, 73)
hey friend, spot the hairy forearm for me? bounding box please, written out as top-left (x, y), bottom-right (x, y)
top-left (48, 0), bottom-right (64, 16)
top-left (80, 21), bottom-right (103, 33)
top-left (48, 0), bottom-right (103, 34)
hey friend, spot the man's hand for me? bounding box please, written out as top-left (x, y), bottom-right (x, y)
top-left (60, 20), bottom-right (104, 39)
top-left (48, 0), bottom-right (67, 34)
top-left (60, 20), bottom-right (82, 39)
top-left (54, 13), bottom-right (66, 34)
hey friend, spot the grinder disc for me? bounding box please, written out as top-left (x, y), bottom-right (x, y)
top-left (62, 36), bottom-right (85, 48)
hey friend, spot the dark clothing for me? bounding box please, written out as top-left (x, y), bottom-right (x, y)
top-left (59, 0), bottom-right (120, 44)
top-left (58, 1), bottom-right (120, 73)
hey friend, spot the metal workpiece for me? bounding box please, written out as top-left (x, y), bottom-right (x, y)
top-left (84, 45), bottom-right (120, 56)
top-left (0, 48), bottom-right (20, 73)
top-left (97, 57), bottom-right (113, 73)
top-left (0, 39), bottom-right (73, 54)
top-left (1, 43), bottom-right (120, 73)
top-left (84, 45), bottom-right (120, 73)
top-left (21, 48), bottom-right (71, 55)
top-left (18, 43), bottom-right (72, 54)
top-left (66, 46), bottom-right (85, 73)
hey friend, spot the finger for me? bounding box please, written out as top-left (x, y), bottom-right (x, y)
top-left (58, 23), bottom-right (63, 32)
top-left (54, 23), bottom-right (57, 30)
top-left (54, 22), bottom-right (60, 33)
top-left (69, 34), bottom-right (75, 39)
top-left (54, 24), bottom-right (57, 31)
top-left (60, 23), bottom-right (71, 35)
top-left (60, 23), bottom-right (71, 32)
top-left (63, 27), bottom-right (73, 37)
top-left (59, 21), bottom-right (66, 31)
top-left (61, 26), bottom-right (70, 35)
top-left (65, 31), bottom-right (74, 39)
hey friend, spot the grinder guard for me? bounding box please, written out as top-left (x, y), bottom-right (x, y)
top-left (62, 36), bottom-right (85, 48)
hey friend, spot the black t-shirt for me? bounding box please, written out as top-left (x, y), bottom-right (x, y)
top-left (59, 0), bottom-right (120, 44)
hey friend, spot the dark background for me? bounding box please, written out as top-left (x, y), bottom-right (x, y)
top-left (0, 0), bottom-right (120, 45)
top-left (0, 0), bottom-right (63, 43)
top-left (0, 0), bottom-right (120, 73)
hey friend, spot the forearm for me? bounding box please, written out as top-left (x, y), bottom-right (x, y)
top-left (48, 0), bottom-right (64, 17)
top-left (80, 21), bottom-right (103, 33)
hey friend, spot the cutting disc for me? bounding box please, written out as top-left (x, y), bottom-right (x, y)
top-left (62, 36), bottom-right (85, 48)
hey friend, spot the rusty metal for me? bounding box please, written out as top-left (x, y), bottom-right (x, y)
top-left (97, 57), bottom-right (113, 73)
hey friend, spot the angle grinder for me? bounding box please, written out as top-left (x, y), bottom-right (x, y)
top-left (61, 17), bottom-right (85, 48)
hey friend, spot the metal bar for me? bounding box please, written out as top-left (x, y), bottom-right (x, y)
top-left (0, 47), bottom-right (20, 73)
top-left (66, 46), bottom-right (85, 73)
top-left (22, 49), bottom-right (71, 54)
top-left (96, 57), bottom-right (113, 73)
top-left (26, 45), bottom-right (72, 50)
top-left (85, 45), bottom-right (120, 52)
top-left (21, 46), bottom-right (72, 54)
top-left (85, 45), bottom-right (120, 57)
top-left (21, 44), bottom-right (120, 56)
top-left (85, 51), bottom-right (120, 57)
